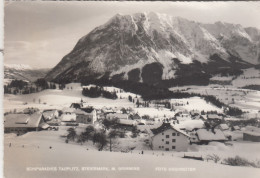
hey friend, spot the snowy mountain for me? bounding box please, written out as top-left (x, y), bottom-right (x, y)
top-left (4, 64), bottom-right (50, 82)
top-left (45, 12), bottom-right (259, 86)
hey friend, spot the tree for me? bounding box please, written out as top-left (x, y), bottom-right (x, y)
top-left (136, 99), bottom-right (140, 108)
top-left (77, 133), bottom-right (86, 145)
top-left (93, 132), bottom-right (107, 151)
top-left (67, 128), bottom-right (77, 141)
top-left (108, 129), bottom-right (118, 152)
top-left (131, 126), bottom-right (138, 138)
top-left (84, 125), bottom-right (95, 141)
top-left (35, 78), bottom-right (49, 90)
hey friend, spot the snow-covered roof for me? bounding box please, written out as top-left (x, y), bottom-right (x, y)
top-left (62, 107), bottom-right (76, 113)
top-left (4, 113), bottom-right (43, 128)
top-left (175, 120), bottom-right (205, 131)
top-left (207, 114), bottom-right (222, 120)
top-left (197, 129), bottom-right (227, 141)
top-left (219, 124), bottom-right (229, 130)
top-left (151, 123), bottom-right (190, 137)
top-left (61, 113), bottom-right (76, 122)
top-left (107, 113), bottom-right (128, 119)
top-left (233, 126), bottom-right (240, 130)
top-left (119, 119), bottom-right (136, 126)
top-left (207, 114), bottom-right (222, 119)
top-left (43, 110), bottom-right (57, 118)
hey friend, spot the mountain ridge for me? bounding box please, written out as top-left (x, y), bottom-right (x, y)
top-left (45, 12), bottom-right (260, 86)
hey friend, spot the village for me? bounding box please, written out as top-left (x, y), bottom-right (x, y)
top-left (4, 83), bottom-right (260, 162)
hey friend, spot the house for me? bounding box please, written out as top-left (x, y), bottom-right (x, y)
top-left (243, 132), bottom-right (260, 142)
top-left (42, 109), bottom-right (59, 121)
top-left (106, 113), bottom-right (128, 120)
top-left (4, 113), bottom-right (48, 133)
top-left (75, 109), bottom-right (97, 124)
top-left (150, 123), bottom-right (190, 152)
top-left (196, 129), bottom-right (227, 144)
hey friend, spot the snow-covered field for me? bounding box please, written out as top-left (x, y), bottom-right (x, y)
top-left (170, 85), bottom-right (260, 112)
top-left (4, 88), bottom-right (135, 113)
top-left (4, 129), bottom-right (260, 178)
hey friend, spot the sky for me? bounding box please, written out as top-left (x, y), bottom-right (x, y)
top-left (4, 1), bottom-right (260, 69)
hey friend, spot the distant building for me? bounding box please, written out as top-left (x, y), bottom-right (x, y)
top-left (4, 113), bottom-right (48, 133)
top-left (150, 123), bottom-right (190, 152)
top-left (106, 113), bottom-right (128, 120)
top-left (75, 109), bottom-right (97, 124)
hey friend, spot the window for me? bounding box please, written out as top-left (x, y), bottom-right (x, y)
top-left (172, 146), bottom-right (176, 149)
top-left (166, 141), bottom-right (169, 144)
top-left (177, 133), bottom-right (180, 136)
top-left (162, 132), bottom-right (164, 135)
top-left (162, 139), bottom-right (164, 141)
top-left (172, 139), bottom-right (176, 142)
top-left (166, 135), bottom-right (169, 138)
top-left (172, 133), bottom-right (176, 136)
top-left (165, 148), bottom-right (169, 151)
top-left (159, 146), bottom-right (161, 148)
top-left (162, 146), bottom-right (164, 148)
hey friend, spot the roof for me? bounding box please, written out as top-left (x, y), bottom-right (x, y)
top-left (219, 124), bottom-right (229, 130)
top-left (61, 113), bottom-right (76, 122)
top-left (4, 113), bottom-right (43, 128)
top-left (233, 126), bottom-right (240, 130)
top-left (74, 109), bottom-right (94, 115)
top-left (151, 123), bottom-right (190, 137)
top-left (43, 110), bottom-right (57, 118)
top-left (106, 113), bottom-right (128, 119)
top-left (244, 132), bottom-right (260, 137)
top-left (207, 114), bottom-right (222, 120)
top-left (62, 107), bottom-right (75, 113)
top-left (197, 129), bottom-right (227, 141)
top-left (119, 119), bottom-right (136, 126)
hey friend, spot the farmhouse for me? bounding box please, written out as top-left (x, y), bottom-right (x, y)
top-left (106, 113), bottom-right (128, 120)
top-left (196, 129), bottom-right (227, 144)
top-left (4, 113), bottom-right (48, 133)
top-left (75, 109), bottom-right (97, 124)
top-left (150, 123), bottom-right (190, 152)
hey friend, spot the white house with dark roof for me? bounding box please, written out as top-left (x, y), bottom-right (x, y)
top-left (150, 123), bottom-right (190, 152)
top-left (4, 113), bottom-right (48, 133)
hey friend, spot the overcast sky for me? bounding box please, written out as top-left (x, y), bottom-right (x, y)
top-left (4, 1), bottom-right (260, 69)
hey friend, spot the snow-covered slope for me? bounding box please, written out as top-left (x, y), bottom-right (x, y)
top-left (45, 12), bottom-right (259, 84)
